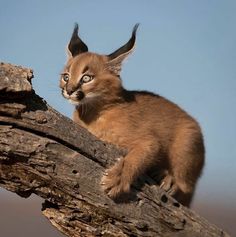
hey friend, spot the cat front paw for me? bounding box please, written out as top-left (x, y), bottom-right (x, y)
top-left (101, 159), bottom-right (131, 199)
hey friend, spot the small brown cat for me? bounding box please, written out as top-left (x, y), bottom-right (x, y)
top-left (60, 23), bottom-right (205, 207)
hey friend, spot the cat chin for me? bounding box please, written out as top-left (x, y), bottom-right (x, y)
top-left (68, 97), bottom-right (90, 106)
top-left (69, 99), bottom-right (80, 106)
top-left (68, 94), bottom-right (99, 107)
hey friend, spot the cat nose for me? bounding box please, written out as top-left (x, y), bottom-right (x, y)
top-left (66, 85), bottom-right (76, 95)
top-left (67, 89), bottom-right (74, 96)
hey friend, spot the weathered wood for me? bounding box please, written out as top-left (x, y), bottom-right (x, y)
top-left (0, 62), bottom-right (230, 237)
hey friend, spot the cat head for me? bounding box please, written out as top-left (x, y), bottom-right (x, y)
top-left (60, 23), bottom-right (139, 106)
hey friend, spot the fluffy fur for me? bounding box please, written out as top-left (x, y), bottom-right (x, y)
top-left (60, 24), bottom-right (205, 206)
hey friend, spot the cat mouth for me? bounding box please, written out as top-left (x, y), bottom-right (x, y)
top-left (62, 89), bottom-right (100, 107)
top-left (69, 91), bottom-right (85, 105)
top-left (62, 89), bottom-right (85, 104)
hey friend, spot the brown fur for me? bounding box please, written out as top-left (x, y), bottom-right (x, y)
top-left (60, 24), bottom-right (205, 207)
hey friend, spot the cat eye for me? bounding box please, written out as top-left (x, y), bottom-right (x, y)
top-left (81, 74), bottom-right (93, 83)
top-left (62, 74), bottom-right (70, 82)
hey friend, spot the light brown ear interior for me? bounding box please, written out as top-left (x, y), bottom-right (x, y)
top-left (106, 24), bottom-right (139, 76)
top-left (106, 45), bottom-right (135, 76)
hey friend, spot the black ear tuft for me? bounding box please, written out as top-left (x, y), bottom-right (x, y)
top-left (108, 23), bottom-right (139, 61)
top-left (68, 23), bottom-right (88, 57)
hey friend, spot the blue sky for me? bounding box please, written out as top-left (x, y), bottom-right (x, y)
top-left (0, 0), bottom-right (236, 208)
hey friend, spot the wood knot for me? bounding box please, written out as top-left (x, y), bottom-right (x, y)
top-left (135, 221), bottom-right (149, 231)
top-left (161, 194), bottom-right (168, 203)
top-left (36, 115), bottom-right (47, 124)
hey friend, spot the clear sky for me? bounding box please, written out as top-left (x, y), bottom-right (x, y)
top-left (0, 0), bottom-right (236, 229)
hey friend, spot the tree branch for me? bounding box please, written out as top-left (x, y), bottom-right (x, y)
top-left (0, 62), bottom-right (230, 237)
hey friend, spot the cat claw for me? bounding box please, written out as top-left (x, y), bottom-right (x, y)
top-left (160, 174), bottom-right (179, 196)
top-left (160, 175), bottom-right (173, 191)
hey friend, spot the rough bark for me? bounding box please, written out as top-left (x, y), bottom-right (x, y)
top-left (0, 62), bottom-right (230, 237)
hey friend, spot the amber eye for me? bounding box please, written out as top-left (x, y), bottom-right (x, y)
top-left (62, 74), bottom-right (70, 82)
top-left (81, 74), bottom-right (93, 83)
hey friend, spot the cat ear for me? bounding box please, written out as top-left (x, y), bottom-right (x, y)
top-left (106, 24), bottom-right (139, 76)
top-left (67, 23), bottom-right (88, 58)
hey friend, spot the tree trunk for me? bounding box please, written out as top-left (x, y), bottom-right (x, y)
top-left (0, 62), bottom-right (230, 237)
